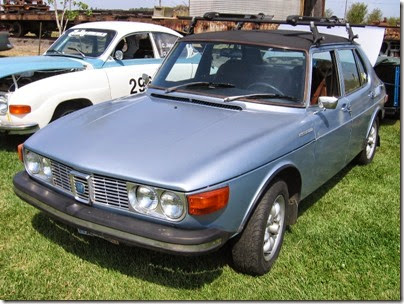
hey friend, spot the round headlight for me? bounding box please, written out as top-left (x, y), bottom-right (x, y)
top-left (135, 186), bottom-right (158, 210)
top-left (42, 157), bottom-right (52, 181)
top-left (25, 150), bottom-right (41, 175)
top-left (160, 191), bottom-right (184, 219)
top-left (0, 101), bottom-right (7, 115)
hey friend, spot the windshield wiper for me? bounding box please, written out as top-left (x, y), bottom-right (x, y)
top-left (68, 47), bottom-right (85, 58)
top-left (224, 93), bottom-right (298, 103)
top-left (165, 81), bottom-right (235, 93)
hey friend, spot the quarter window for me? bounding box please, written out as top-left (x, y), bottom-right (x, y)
top-left (337, 49), bottom-right (361, 94)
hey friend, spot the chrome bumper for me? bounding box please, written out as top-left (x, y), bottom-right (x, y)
top-left (0, 121), bottom-right (39, 134)
top-left (13, 171), bottom-right (230, 255)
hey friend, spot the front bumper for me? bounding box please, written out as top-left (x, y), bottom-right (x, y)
top-left (13, 171), bottom-right (230, 255)
top-left (0, 121), bottom-right (39, 134)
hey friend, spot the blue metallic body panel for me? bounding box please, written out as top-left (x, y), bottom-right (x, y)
top-left (0, 56), bottom-right (86, 77)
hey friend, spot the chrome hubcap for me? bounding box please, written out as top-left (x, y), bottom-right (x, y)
top-left (366, 124), bottom-right (377, 159)
top-left (263, 194), bottom-right (285, 261)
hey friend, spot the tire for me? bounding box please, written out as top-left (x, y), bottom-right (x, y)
top-left (50, 105), bottom-right (78, 122)
top-left (231, 179), bottom-right (288, 275)
top-left (357, 117), bottom-right (379, 165)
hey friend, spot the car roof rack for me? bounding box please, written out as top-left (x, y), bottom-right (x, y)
top-left (187, 12), bottom-right (360, 44)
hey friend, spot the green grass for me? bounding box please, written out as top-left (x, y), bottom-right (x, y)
top-left (0, 119), bottom-right (400, 300)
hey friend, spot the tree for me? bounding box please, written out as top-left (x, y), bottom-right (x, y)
top-left (387, 17), bottom-right (400, 26)
top-left (48, 0), bottom-right (91, 36)
top-left (346, 2), bottom-right (368, 24)
top-left (324, 8), bottom-right (334, 18)
top-left (366, 8), bottom-right (383, 24)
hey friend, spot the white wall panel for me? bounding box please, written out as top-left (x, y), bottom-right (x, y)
top-left (190, 0), bottom-right (301, 19)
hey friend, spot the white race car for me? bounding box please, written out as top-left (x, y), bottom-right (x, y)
top-left (0, 21), bottom-right (181, 134)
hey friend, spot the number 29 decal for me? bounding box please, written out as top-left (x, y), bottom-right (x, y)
top-left (129, 76), bottom-right (151, 94)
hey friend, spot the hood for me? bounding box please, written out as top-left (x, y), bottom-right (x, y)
top-left (25, 93), bottom-right (310, 192)
top-left (0, 55), bottom-right (86, 78)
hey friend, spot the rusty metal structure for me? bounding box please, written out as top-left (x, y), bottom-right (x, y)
top-left (2, 0), bottom-right (49, 12)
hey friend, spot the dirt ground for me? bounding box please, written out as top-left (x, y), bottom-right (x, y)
top-left (1, 37), bottom-right (55, 57)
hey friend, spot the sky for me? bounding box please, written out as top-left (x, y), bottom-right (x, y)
top-left (83, 0), bottom-right (401, 18)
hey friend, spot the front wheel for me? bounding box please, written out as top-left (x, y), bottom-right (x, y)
top-left (231, 179), bottom-right (288, 275)
top-left (357, 118), bottom-right (379, 165)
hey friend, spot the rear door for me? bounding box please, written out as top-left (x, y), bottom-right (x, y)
top-left (336, 48), bottom-right (375, 162)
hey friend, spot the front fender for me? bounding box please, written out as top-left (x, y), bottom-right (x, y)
top-left (7, 69), bottom-right (111, 128)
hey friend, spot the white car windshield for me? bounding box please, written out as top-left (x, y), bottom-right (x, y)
top-left (152, 42), bottom-right (307, 104)
top-left (46, 28), bottom-right (116, 58)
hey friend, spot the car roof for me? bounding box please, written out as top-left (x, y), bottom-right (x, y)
top-left (180, 29), bottom-right (352, 50)
top-left (71, 21), bottom-right (182, 37)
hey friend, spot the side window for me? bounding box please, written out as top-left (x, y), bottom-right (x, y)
top-left (355, 50), bottom-right (368, 85)
top-left (114, 33), bottom-right (154, 60)
top-left (337, 49), bottom-right (361, 94)
top-left (310, 51), bottom-right (340, 105)
top-left (153, 32), bottom-right (178, 58)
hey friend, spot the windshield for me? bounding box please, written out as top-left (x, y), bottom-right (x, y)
top-left (151, 41), bottom-right (307, 104)
top-left (46, 28), bottom-right (116, 58)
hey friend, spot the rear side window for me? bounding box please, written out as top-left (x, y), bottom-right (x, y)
top-left (355, 50), bottom-right (368, 85)
top-left (153, 32), bottom-right (179, 58)
top-left (337, 49), bottom-right (361, 94)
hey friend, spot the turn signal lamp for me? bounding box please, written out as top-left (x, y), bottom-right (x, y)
top-left (187, 186), bottom-right (229, 215)
top-left (9, 105), bottom-right (31, 115)
top-left (18, 144), bottom-right (23, 162)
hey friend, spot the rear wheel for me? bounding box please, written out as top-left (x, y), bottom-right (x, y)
top-left (357, 118), bottom-right (379, 165)
top-left (231, 179), bottom-right (288, 275)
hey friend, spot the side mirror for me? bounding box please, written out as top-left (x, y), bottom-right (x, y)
top-left (114, 50), bottom-right (124, 61)
top-left (142, 73), bottom-right (151, 86)
top-left (318, 96), bottom-right (338, 110)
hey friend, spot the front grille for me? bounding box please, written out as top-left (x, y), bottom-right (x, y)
top-left (50, 160), bottom-right (72, 192)
top-left (49, 160), bottom-right (129, 209)
top-left (72, 175), bottom-right (90, 202)
top-left (91, 175), bottom-right (129, 210)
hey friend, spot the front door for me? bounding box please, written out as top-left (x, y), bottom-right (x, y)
top-left (310, 50), bottom-right (352, 187)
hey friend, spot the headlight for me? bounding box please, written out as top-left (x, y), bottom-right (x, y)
top-left (160, 191), bottom-right (184, 219)
top-left (23, 149), bottom-right (52, 182)
top-left (25, 150), bottom-right (41, 175)
top-left (0, 95), bottom-right (8, 115)
top-left (127, 182), bottom-right (185, 221)
top-left (129, 185), bottom-right (158, 210)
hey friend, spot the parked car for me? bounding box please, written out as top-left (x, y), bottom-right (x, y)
top-left (374, 55), bottom-right (400, 117)
top-left (0, 21), bottom-right (181, 134)
top-left (0, 31), bottom-right (13, 52)
top-left (13, 15), bottom-right (386, 275)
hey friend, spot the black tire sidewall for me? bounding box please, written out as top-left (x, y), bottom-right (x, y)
top-left (231, 179), bottom-right (289, 275)
top-left (357, 117), bottom-right (379, 165)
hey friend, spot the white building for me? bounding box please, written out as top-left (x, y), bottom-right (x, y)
top-left (189, 0), bottom-right (303, 19)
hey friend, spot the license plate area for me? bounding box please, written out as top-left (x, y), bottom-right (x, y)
top-left (77, 228), bottom-right (119, 245)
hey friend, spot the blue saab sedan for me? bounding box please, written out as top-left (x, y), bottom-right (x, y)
top-left (13, 15), bottom-right (386, 275)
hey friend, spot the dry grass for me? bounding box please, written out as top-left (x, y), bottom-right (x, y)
top-left (1, 37), bottom-right (55, 57)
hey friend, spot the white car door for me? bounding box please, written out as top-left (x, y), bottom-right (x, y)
top-left (102, 32), bottom-right (163, 99)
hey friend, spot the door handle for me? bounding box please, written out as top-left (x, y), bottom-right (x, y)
top-left (341, 103), bottom-right (351, 114)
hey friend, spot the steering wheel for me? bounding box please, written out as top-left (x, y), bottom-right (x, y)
top-left (246, 82), bottom-right (284, 95)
